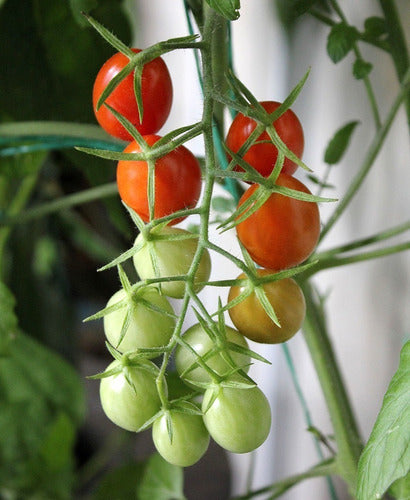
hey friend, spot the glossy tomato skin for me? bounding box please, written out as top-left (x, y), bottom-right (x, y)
top-left (225, 101), bottom-right (304, 178)
top-left (117, 135), bottom-right (202, 225)
top-left (236, 174), bottom-right (320, 270)
top-left (99, 359), bottom-right (161, 432)
top-left (228, 270), bottom-right (306, 344)
top-left (103, 287), bottom-right (175, 354)
top-left (93, 49), bottom-right (173, 141)
top-left (152, 409), bottom-right (210, 467)
top-left (202, 385), bottom-right (271, 454)
top-left (174, 323), bottom-right (250, 387)
top-left (132, 227), bottom-right (211, 299)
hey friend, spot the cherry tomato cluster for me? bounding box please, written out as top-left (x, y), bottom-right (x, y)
top-left (224, 101), bottom-right (319, 344)
top-left (90, 48), bottom-right (319, 468)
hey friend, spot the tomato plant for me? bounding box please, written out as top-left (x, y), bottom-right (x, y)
top-left (117, 135), bottom-right (202, 224)
top-left (174, 323), bottom-right (250, 387)
top-left (236, 174), bottom-right (320, 270)
top-left (228, 269), bottom-right (306, 344)
top-left (225, 100), bottom-right (304, 178)
top-left (152, 406), bottom-right (210, 467)
top-left (99, 359), bottom-right (161, 432)
top-left (93, 49), bottom-right (173, 141)
top-left (202, 384), bottom-right (271, 454)
top-left (103, 286), bottom-right (176, 354)
top-left (132, 226), bottom-right (211, 298)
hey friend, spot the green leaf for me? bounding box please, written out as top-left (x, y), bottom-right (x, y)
top-left (327, 23), bottom-right (359, 63)
top-left (353, 58), bottom-right (373, 80)
top-left (205, 0), bottom-right (240, 21)
top-left (389, 471), bottom-right (410, 500)
top-left (39, 413), bottom-right (76, 471)
top-left (324, 121), bottom-right (360, 164)
top-left (0, 333), bottom-right (85, 496)
top-left (356, 341), bottom-right (410, 500)
top-left (137, 453), bottom-right (186, 500)
top-left (0, 0), bottom-right (131, 123)
top-left (0, 282), bottom-right (18, 355)
top-left (93, 461), bottom-right (145, 500)
top-left (364, 17), bottom-right (387, 38)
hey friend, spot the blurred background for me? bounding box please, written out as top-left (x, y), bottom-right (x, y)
top-left (0, 0), bottom-right (409, 499)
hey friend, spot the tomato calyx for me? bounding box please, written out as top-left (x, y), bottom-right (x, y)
top-left (201, 376), bottom-right (258, 414)
top-left (139, 398), bottom-right (203, 434)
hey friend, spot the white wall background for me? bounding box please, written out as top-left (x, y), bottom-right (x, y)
top-left (126, 1), bottom-right (410, 498)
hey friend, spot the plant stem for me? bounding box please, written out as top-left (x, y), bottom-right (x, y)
top-left (0, 174), bottom-right (38, 275)
top-left (315, 220), bottom-right (410, 259)
top-left (0, 182), bottom-right (118, 227)
top-left (232, 458), bottom-right (338, 500)
top-left (319, 66), bottom-right (410, 242)
top-left (306, 241), bottom-right (410, 277)
top-left (379, 0), bottom-right (410, 128)
top-left (301, 282), bottom-right (362, 493)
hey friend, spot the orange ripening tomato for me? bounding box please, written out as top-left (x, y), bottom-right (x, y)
top-left (93, 49), bottom-right (173, 141)
top-left (228, 269), bottom-right (306, 344)
top-left (236, 174), bottom-right (320, 270)
top-left (225, 101), bottom-right (304, 179)
top-left (117, 135), bottom-right (202, 225)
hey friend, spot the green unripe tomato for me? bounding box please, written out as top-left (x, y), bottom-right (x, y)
top-left (132, 227), bottom-right (211, 299)
top-left (103, 287), bottom-right (175, 353)
top-left (174, 323), bottom-right (250, 387)
top-left (152, 409), bottom-right (210, 467)
top-left (202, 385), bottom-right (271, 454)
top-left (99, 359), bottom-right (161, 432)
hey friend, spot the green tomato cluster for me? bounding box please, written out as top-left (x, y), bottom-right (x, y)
top-left (93, 227), bottom-right (272, 467)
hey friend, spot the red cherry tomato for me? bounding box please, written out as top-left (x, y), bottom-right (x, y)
top-left (117, 135), bottom-right (202, 224)
top-left (236, 174), bottom-right (320, 270)
top-left (225, 101), bottom-right (304, 178)
top-left (93, 49), bottom-right (173, 141)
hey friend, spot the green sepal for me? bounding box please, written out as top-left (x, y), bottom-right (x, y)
top-left (83, 13), bottom-right (134, 57)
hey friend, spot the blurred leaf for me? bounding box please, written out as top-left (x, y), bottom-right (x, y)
top-left (40, 413), bottom-right (76, 471)
top-left (137, 453), bottom-right (185, 500)
top-left (275, 0), bottom-right (330, 26)
top-left (211, 196), bottom-right (236, 214)
top-left (0, 151), bottom-right (46, 180)
top-left (0, 281), bottom-right (18, 355)
top-left (389, 472), bottom-right (410, 500)
top-left (327, 23), bottom-right (359, 63)
top-left (93, 462), bottom-right (145, 500)
top-left (353, 58), bottom-right (373, 80)
top-left (324, 121), bottom-right (359, 164)
top-left (0, 0), bottom-right (131, 122)
top-left (206, 0), bottom-right (240, 21)
top-left (357, 341), bottom-right (410, 500)
top-left (69, 0), bottom-right (98, 26)
top-left (364, 16), bottom-right (387, 39)
top-left (0, 332), bottom-right (85, 496)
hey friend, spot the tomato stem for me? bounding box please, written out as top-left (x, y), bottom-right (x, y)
top-left (301, 281), bottom-right (362, 493)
